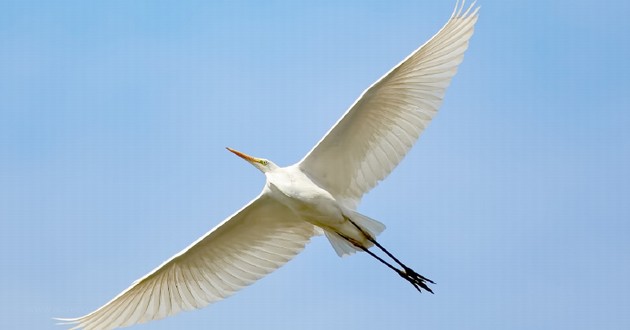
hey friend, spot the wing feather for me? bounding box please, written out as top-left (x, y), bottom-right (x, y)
top-left (299, 2), bottom-right (479, 206)
top-left (59, 194), bottom-right (316, 329)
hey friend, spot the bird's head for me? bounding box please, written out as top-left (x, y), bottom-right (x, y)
top-left (226, 147), bottom-right (278, 173)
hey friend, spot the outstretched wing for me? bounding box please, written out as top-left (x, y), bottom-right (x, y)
top-left (299, 2), bottom-right (479, 207)
top-left (58, 194), bottom-right (317, 330)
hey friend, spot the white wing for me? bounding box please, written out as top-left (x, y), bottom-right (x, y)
top-left (58, 194), bottom-right (317, 330)
top-left (299, 2), bottom-right (479, 206)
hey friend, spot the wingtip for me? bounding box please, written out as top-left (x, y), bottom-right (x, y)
top-left (452, 0), bottom-right (480, 19)
top-left (52, 317), bottom-right (79, 327)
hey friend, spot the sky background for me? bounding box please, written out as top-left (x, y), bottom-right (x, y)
top-left (2, 0), bottom-right (630, 329)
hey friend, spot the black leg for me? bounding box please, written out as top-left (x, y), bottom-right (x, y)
top-left (362, 232), bottom-right (435, 287)
top-left (336, 224), bottom-right (434, 294)
top-left (336, 232), bottom-right (404, 275)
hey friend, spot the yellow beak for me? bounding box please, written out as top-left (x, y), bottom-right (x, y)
top-left (226, 147), bottom-right (258, 163)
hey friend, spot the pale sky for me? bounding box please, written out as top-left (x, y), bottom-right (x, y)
top-left (2, 1), bottom-right (629, 329)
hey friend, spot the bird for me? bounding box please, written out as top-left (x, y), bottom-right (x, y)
top-left (58, 2), bottom-right (479, 329)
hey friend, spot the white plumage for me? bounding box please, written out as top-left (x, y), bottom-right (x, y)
top-left (60, 194), bottom-right (317, 329)
top-left (59, 2), bottom-right (478, 329)
top-left (300, 2), bottom-right (479, 206)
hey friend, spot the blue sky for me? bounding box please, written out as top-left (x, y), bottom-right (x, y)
top-left (2, 1), bottom-right (630, 329)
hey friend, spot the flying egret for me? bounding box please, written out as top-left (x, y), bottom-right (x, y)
top-left (59, 2), bottom-right (479, 329)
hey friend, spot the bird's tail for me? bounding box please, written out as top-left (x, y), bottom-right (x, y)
top-left (324, 210), bottom-right (386, 257)
top-left (347, 210), bottom-right (386, 238)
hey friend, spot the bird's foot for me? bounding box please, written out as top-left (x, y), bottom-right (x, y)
top-left (398, 266), bottom-right (434, 294)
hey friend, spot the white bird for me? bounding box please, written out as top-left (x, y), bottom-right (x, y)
top-left (58, 2), bottom-right (479, 329)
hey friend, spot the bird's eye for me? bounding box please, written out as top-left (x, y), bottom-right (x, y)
top-left (260, 160), bottom-right (269, 166)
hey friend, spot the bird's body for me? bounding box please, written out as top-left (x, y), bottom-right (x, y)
top-left (59, 2), bottom-right (479, 329)
top-left (266, 165), bottom-right (343, 227)
top-left (264, 163), bottom-right (380, 251)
